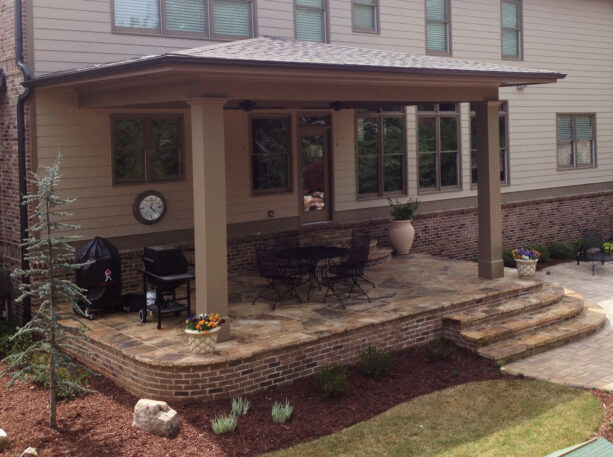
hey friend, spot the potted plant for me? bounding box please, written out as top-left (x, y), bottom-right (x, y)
top-left (184, 313), bottom-right (225, 354)
top-left (388, 198), bottom-right (420, 255)
top-left (512, 248), bottom-right (541, 277)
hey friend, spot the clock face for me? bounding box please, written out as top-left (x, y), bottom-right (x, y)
top-left (133, 191), bottom-right (167, 225)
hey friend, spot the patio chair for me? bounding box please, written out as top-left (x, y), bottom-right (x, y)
top-left (322, 234), bottom-right (372, 308)
top-left (252, 241), bottom-right (302, 309)
top-left (576, 228), bottom-right (613, 275)
top-left (274, 233), bottom-right (314, 279)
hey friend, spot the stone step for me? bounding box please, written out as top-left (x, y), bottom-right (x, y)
top-left (444, 283), bottom-right (565, 330)
top-left (367, 248), bottom-right (393, 266)
top-left (461, 295), bottom-right (584, 347)
top-left (478, 300), bottom-right (606, 364)
top-left (301, 230), bottom-right (379, 253)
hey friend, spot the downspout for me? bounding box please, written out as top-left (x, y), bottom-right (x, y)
top-left (15, 0), bottom-right (32, 324)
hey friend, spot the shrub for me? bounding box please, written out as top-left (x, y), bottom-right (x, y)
top-left (520, 244), bottom-right (550, 263)
top-left (231, 396), bottom-right (251, 416)
top-left (502, 249), bottom-right (515, 268)
top-left (424, 339), bottom-right (457, 362)
top-left (272, 400), bottom-right (293, 423)
top-left (546, 241), bottom-right (575, 259)
top-left (211, 414), bottom-right (237, 435)
top-left (359, 346), bottom-right (394, 380)
top-left (316, 365), bottom-right (348, 399)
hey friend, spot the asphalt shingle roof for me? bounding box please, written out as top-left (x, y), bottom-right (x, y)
top-left (27, 36), bottom-right (565, 87)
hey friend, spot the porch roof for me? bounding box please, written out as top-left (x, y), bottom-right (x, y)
top-left (25, 36), bottom-right (565, 89)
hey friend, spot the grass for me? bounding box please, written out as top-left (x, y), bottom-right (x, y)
top-left (266, 380), bottom-right (602, 457)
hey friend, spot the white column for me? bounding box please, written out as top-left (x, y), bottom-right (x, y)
top-left (474, 100), bottom-right (504, 279)
top-left (188, 98), bottom-right (230, 341)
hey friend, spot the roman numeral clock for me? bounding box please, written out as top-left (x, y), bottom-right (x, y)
top-left (133, 190), bottom-right (167, 225)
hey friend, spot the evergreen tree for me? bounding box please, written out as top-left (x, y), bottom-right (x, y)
top-left (1, 154), bottom-right (94, 428)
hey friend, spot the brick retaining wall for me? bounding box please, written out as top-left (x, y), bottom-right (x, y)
top-left (68, 308), bottom-right (442, 401)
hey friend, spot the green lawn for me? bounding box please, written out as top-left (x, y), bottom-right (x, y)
top-left (266, 380), bottom-right (603, 457)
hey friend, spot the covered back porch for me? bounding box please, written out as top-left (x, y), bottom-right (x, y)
top-left (27, 37), bottom-right (564, 344)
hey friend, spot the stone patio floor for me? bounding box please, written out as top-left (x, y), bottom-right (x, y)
top-left (61, 254), bottom-right (538, 367)
top-left (503, 260), bottom-right (613, 389)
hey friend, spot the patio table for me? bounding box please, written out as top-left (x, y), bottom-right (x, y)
top-left (277, 245), bottom-right (348, 300)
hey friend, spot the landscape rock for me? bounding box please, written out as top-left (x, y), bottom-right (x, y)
top-left (20, 447), bottom-right (38, 457)
top-left (0, 429), bottom-right (7, 450)
top-left (132, 399), bottom-right (180, 438)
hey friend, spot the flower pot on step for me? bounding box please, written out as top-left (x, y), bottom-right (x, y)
top-left (185, 327), bottom-right (220, 354)
top-left (515, 258), bottom-right (538, 277)
top-left (389, 220), bottom-right (415, 255)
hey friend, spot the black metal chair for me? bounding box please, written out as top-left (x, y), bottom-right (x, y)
top-left (252, 241), bottom-right (302, 309)
top-left (576, 229), bottom-right (613, 275)
top-left (275, 234), bottom-right (314, 279)
top-left (322, 235), bottom-right (372, 308)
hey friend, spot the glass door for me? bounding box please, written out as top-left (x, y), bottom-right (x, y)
top-left (299, 127), bottom-right (331, 224)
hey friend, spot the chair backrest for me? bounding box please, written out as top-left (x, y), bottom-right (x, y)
top-left (345, 235), bottom-right (371, 271)
top-left (255, 242), bottom-right (280, 278)
top-left (580, 229), bottom-right (604, 252)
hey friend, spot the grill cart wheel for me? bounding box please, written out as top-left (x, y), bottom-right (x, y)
top-left (139, 308), bottom-right (147, 323)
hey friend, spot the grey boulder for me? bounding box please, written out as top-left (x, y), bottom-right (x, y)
top-left (0, 429), bottom-right (7, 450)
top-left (132, 399), bottom-right (181, 438)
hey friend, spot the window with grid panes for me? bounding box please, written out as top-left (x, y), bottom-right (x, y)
top-left (353, 0), bottom-right (378, 32)
top-left (501, 0), bottom-right (522, 58)
top-left (296, 0), bottom-right (327, 42)
top-left (557, 114), bottom-right (596, 169)
top-left (470, 102), bottom-right (509, 185)
top-left (417, 103), bottom-right (460, 191)
top-left (356, 107), bottom-right (406, 197)
top-left (426, 0), bottom-right (450, 54)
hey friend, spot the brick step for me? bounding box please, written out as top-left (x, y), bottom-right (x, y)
top-left (478, 300), bottom-right (606, 364)
top-left (460, 294), bottom-right (584, 347)
top-left (444, 283), bottom-right (565, 330)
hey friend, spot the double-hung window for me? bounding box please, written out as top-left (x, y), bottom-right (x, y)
top-left (251, 117), bottom-right (292, 193)
top-left (296, 0), bottom-right (327, 42)
top-left (417, 104), bottom-right (460, 191)
top-left (501, 0), bottom-right (522, 59)
top-left (470, 102), bottom-right (509, 185)
top-left (112, 115), bottom-right (183, 184)
top-left (352, 0), bottom-right (378, 33)
top-left (356, 107), bottom-right (406, 197)
top-left (426, 0), bottom-right (450, 54)
top-left (113, 0), bottom-right (254, 39)
top-left (557, 114), bottom-right (596, 169)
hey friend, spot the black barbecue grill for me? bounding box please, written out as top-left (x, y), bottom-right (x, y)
top-left (140, 245), bottom-right (194, 329)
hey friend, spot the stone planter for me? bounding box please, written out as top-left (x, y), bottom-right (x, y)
top-left (515, 258), bottom-right (538, 277)
top-left (389, 220), bottom-right (416, 255)
top-left (185, 327), bottom-right (220, 354)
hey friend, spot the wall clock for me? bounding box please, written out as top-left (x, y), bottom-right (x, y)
top-left (133, 190), bottom-right (167, 225)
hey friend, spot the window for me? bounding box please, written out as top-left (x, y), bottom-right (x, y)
top-left (353, 0), bottom-right (378, 33)
top-left (417, 104), bottom-right (460, 191)
top-left (112, 115), bottom-right (183, 184)
top-left (557, 114), bottom-right (596, 169)
top-left (470, 102), bottom-right (509, 185)
top-left (356, 107), bottom-right (406, 197)
top-left (251, 117), bottom-right (292, 193)
top-left (113, 0), bottom-right (254, 39)
top-left (296, 0), bottom-right (327, 42)
top-left (426, 0), bottom-right (450, 54)
top-left (501, 0), bottom-right (522, 59)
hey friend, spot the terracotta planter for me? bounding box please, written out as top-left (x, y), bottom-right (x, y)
top-left (389, 220), bottom-right (415, 255)
top-left (515, 258), bottom-right (538, 277)
top-left (185, 327), bottom-right (220, 354)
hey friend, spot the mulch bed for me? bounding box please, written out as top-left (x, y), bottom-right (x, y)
top-left (1, 346), bottom-right (509, 457)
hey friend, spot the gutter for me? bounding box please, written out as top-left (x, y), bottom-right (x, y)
top-left (15, 0), bottom-right (31, 324)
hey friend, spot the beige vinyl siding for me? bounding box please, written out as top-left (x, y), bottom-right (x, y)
top-left (30, 0), bottom-right (613, 228)
top-left (35, 89), bottom-right (195, 239)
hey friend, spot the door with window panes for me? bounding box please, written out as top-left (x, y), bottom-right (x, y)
top-left (298, 115), bottom-right (332, 224)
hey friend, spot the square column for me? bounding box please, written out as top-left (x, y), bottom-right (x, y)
top-left (474, 100), bottom-right (504, 279)
top-left (188, 98), bottom-right (231, 341)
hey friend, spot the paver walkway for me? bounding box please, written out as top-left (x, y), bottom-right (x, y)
top-left (503, 260), bottom-right (613, 389)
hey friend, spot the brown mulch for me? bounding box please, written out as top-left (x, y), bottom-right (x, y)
top-left (1, 346), bottom-right (510, 457)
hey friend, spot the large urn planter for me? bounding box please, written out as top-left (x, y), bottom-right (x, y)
top-left (185, 327), bottom-right (220, 354)
top-left (515, 258), bottom-right (538, 277)
top-left (389, 220), bottom-right (416, 255)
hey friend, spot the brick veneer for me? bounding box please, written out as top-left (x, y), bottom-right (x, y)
top-left (0, 0), bottom-right (33, 323)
